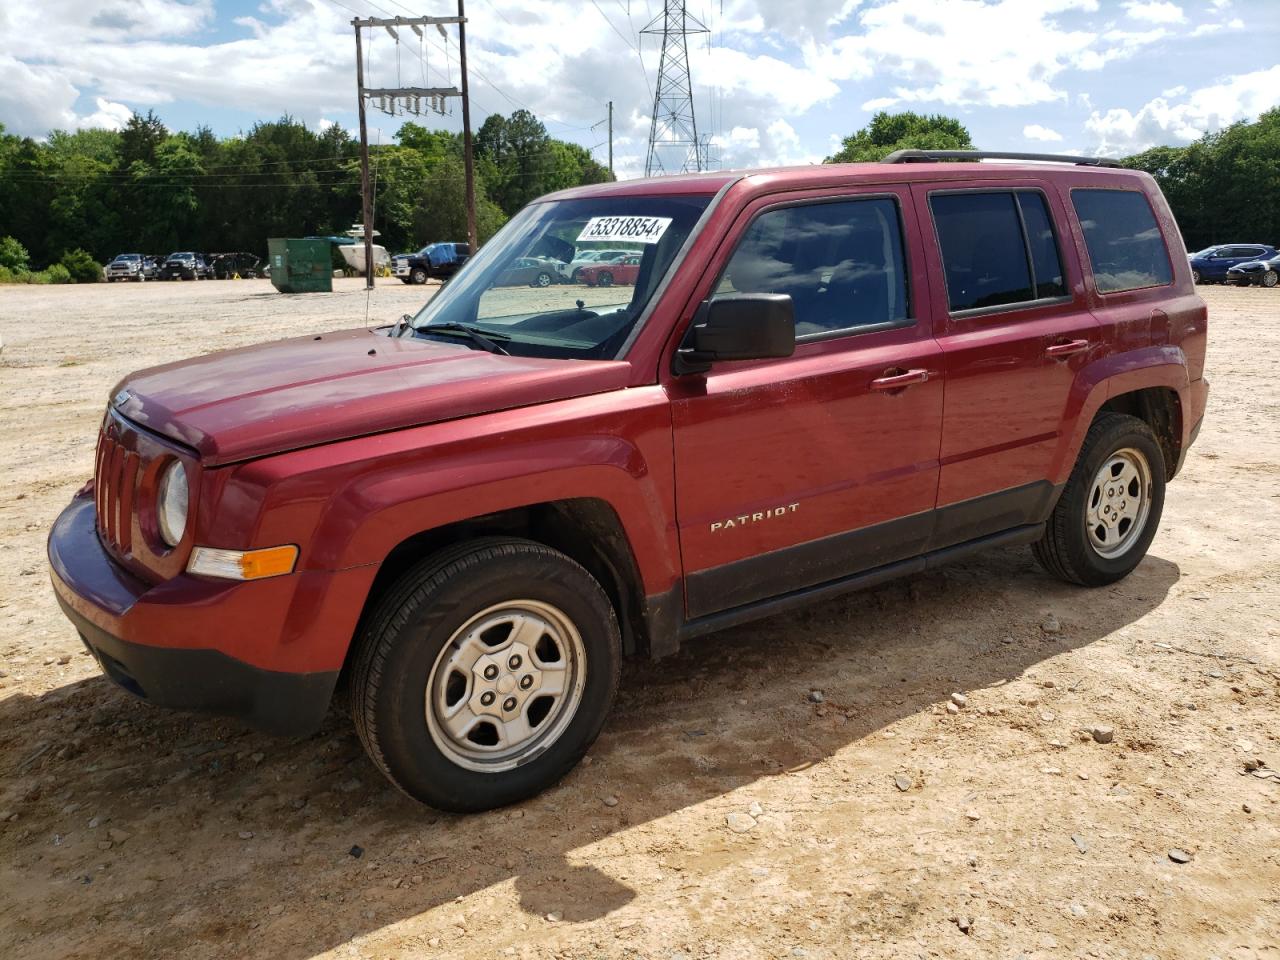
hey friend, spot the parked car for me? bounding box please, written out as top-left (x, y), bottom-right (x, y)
top-left (1187, 243), bottom-right (1276, 284)
top-left (577, 253), bottom-right (643, 287)
top-left (160, 252), bottom-right (213, 280)
top-left (49, 150), bottom-right (1208, 812)
top-left (208, 252), bottom-right (263, 280)
top-left (392, 242), bottom-right (471, 284)
top-left (1225, 251), bottom-right (1280, 288)
top-left (104, 253), bottom-right (153, 282)
top-left (495, 256), bottom-right (561, 287)
top-left (559, 249), bottom-right (633, 281)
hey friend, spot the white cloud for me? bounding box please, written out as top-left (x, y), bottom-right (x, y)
top-left (1085, 64), bottom-right (1280, 155)
top-left (1161, 84), bottom-right (1187, 97)
top-left (1024, 124), bottom-right (1065, 141)
top-left (1122, 1), bottom-right (1186, 24)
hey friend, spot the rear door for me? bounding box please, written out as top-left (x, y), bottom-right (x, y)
top-left (913, 181), bottom-right (1099, 547)
top-left (667, 185), bottom-right (944, 619)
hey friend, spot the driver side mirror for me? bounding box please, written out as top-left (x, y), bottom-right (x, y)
top-left (674, 293), bottom-right (796, 375)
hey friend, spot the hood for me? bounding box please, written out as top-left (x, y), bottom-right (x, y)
top-left (113, 327), bottom-right (631, 465)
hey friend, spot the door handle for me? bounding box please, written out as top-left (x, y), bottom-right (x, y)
top-left (1045, 338), bottom-right (1090, 359)
top-left (870, 368), bottom-right (930, 391)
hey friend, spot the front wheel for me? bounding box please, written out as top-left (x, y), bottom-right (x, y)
top-left (596, 271), bottom-right (614, 287)
top-left (351, 538), bottom-right (621, 812)
top-left (533, 271), bottom-right (552, 288)
top-left (410, 267), bottom-right (428, 285)
top-left (1263, 270), bottom-right (1279, 289)
top-left (1033, 413), bottom-right (1165, 586)
top-left (1191, 269), bottom-right (1201, 284)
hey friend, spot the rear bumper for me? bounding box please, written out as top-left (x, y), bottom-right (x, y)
top-left (1174, 376), bottom-right (1209, 477)
top-left (48, 494), bottom-right (374, 736)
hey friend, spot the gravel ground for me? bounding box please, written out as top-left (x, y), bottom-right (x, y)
top-left (0, 278), bottom-right (1277, 960)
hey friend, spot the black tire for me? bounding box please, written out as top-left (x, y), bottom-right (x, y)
top-left (411, 267), bottom-right (428, 285)
top-left (1033, 413), bottom-right (1166, 587)
top-left (533, 271), bottom-right (552, 288)
top-left (350, 537), bottom-right (621, 812)
top-left (1263, 270), bottom-right (1278, 289)
top-left (597, 271), bottom-right (614, 287)
top-left (1191, 269), bottom-right (1201, 284)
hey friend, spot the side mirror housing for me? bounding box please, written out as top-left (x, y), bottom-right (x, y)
top-left (674, 293), bottom-right (796, 375)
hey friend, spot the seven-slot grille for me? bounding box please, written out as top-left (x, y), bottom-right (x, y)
top-left (95, 423), bottom-right (141, 555)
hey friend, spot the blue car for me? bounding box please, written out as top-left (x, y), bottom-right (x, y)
top-left (1188, 243), bottom-right (1276, 284)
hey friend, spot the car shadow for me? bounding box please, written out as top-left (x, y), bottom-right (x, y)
top-left (0, 547), bottom-right (1180, 958)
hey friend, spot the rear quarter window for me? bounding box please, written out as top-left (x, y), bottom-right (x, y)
top-left (1071, 189), bottom-right (1173, 294)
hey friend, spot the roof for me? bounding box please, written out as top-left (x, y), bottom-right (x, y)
top-left (542, 159), bottom-right (1147, 203)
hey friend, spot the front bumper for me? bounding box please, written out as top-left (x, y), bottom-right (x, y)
top-left (48, 494), bottom-right (376, 736)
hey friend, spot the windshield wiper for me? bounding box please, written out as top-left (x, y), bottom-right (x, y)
top-left (419, 322), bottom-right (510, 355)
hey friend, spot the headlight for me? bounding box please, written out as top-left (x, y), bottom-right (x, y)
top-left (157, 461), bottom-right (189, 546)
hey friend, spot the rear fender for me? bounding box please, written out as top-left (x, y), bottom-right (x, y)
top-left (1050, 345), bottom-right (1190, 484)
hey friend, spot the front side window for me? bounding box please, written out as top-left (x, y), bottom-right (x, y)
top-left (410, 194), bottom-right (712, 360)
top-left (1071, 189), bottom-right (1173, 293)
top-left (715, 197), bottom-right (909, 338)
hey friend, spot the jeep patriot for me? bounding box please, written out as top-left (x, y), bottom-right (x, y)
top-left (49, 150), bottom-right (1209, 811)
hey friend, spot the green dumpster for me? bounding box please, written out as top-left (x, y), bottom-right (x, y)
top-left (267, 238), bottom-right (333, 293)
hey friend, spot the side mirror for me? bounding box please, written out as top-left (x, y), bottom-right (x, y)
top-left (674, 293), bottom-right (796, 375)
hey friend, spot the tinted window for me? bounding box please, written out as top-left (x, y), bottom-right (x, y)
top-left (717, 198), bottom-right (909, 337)
top-left (1071, 189), bottom-right (1172, 293)
top-left (1017, 192), bottom-right (1067, 299)
top-left (930, 193), bottom-right (1034, 311)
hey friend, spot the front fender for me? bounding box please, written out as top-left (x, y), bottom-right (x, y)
top-left (1050, 345), bottom-right (1190, 484)
top-left (206, 386), bottom-right (680, 596)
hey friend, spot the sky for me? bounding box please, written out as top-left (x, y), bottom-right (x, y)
top-left (1, 0), bottom-right (1278, 178)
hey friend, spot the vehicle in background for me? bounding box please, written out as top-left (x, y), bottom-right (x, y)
top-left (160, 252), bottom-right (213, 281)
top-left (559, 249), bottom-right (633, 281)
top-left (577, 253), bottom-right (643, 287)
top-left (105, 254), bottom-right (153, 282)
top-left (495, 256), bottom-right (561, 287)
top-left (1188, 243), bottom-right (1276, 283)
top-left (393, 242), bottom-right (471, 284)
top-left (208, 253), bottom-right (263, 279)
top-left (1226, 251), bottom-right (1280, 288)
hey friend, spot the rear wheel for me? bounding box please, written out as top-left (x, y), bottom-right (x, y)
top-left (351, 537), bottom-right (621, 812)
top-left (597, 271), bottom-right (614, 287)
top-left (1263, 269), bottom-right (1278, 288)
top-left (1033, 413), bottom-right (1165, 586)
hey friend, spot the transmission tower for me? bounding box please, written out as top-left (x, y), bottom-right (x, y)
top-left (642, 2), bottom-right (708, 177)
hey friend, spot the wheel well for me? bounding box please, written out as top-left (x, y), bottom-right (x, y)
top-left (348, 499), bottom-right (650, 671)
top-left (1099, 387), bottom-right (1182, 479)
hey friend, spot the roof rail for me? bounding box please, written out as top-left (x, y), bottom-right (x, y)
top-left (882, 149), bottom-right (1123, 168)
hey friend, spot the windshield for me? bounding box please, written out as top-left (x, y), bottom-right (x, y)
top-left (169, 253), bottom-right (194, 260)
top-left (409, 194), bottom-right (713, 360)
top-left (113, 254), bottom-right (141, 262)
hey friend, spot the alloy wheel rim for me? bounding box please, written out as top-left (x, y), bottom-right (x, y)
top-left (425, 600), bottom-right (586, 772)
top-left (1086, 447), bottom-right (1152, 559)
top-left (1264, 270), bottom-right (1278, 288)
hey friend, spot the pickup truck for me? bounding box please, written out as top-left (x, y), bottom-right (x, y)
top-left (49, 151), bottom-right (1208, 812)
top-left (392, 242), bottom-right (471, 284)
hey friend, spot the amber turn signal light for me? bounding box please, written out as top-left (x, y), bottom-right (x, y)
top-left (187, 545), bottom-right (299, 581)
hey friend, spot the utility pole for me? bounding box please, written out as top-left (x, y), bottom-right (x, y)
top-left (608, 100), bottom-right (613, 174)
top-left (350, 12), bottom-right (472, 283)
top-left (642, 2), bottom-right (708, 176)
top-left (354, 22), bottom-right (374, 289)
top-left (457, 0), bottom-right (477, 253)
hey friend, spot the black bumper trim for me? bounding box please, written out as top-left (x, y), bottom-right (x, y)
top-left (56, 590), bottom-right (338, 737)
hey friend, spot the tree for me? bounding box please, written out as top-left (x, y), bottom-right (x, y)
top-left (825, 111), bottom-right (974, 163)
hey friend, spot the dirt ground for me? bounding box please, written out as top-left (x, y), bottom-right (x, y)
top-left (0, 278), bottom-right (1277, 960)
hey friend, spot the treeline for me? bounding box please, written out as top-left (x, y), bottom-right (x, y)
top-left (1122, 107), bottom-right (1280, 252)
top-left (0, 109), bottom-right (612, 270)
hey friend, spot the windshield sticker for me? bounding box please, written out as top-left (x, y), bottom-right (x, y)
top-left (576, 216), bottom-right (673, 245)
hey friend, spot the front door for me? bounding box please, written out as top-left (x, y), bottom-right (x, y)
top-left (667, 188), bottom-right (944, 620)
top-left (912, 182), bottom-right (1100, 547)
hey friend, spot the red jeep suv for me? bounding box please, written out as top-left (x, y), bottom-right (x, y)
top-left (49, 151), bottom-right (1209, 811)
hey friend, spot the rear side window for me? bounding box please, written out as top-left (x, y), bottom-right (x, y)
top-left (1071, 189), bottom-right (1172, 293)
top-left (929, 191), bottom-right (1066, 312)
top-left (717, 197), bottom-right (909, 338)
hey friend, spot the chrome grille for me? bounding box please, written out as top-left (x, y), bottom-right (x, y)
top-left (95, 424), bottom-right (141, 555)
